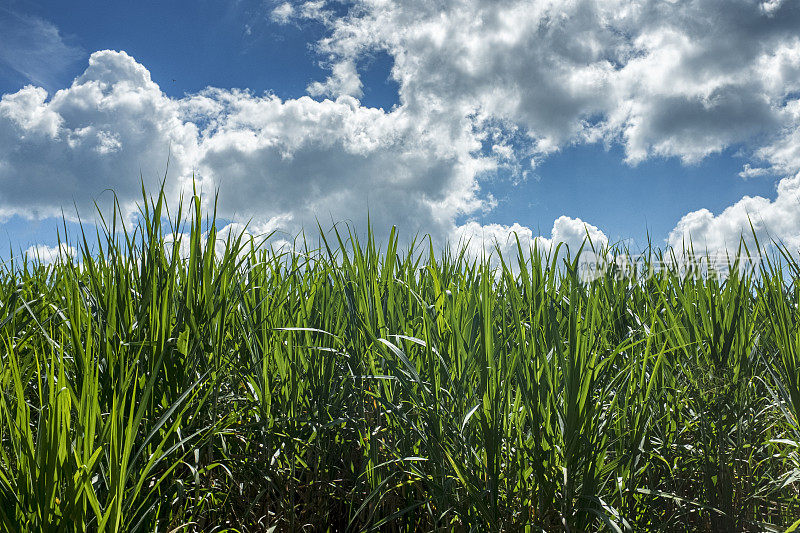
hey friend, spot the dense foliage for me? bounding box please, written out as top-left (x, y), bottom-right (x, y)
top-left (1, 190), bottom-right (799, 532)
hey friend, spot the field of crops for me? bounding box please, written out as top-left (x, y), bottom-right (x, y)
top-left (1, 190), bottom-right (799, 532)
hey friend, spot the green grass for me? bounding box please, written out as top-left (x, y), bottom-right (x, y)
top-left (0, 187), bottom-right (798, 531)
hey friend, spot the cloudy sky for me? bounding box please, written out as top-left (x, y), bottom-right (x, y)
top-left (2, 0), bottom-right (800, 258)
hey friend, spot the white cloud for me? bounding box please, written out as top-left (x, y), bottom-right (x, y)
top-left (298, 1), bottom-right (332, 24)
top-left (739, 164), bottom-right (773, 180)
top-left (306, 0), bottom-right (800, 169)
top-left (0, 51), bottom-right (200, 220)
top-left (455, 216), bottom-right (608, 261)
top-left (668, 172), bottom-right (800, 255)
top-left (307, 61), bottom-right (363, 99)
top-left (270, 2), bottom-right (295, 24)
top-left (0, 50), bottom-right (500, 246)
top-left (188, 88), bottom-right (494, 241)
top-left (761, 0), bottom-right (786, 16)
top-left (297, 0), bottom-right (800, 253)
top-left (547, 215), bottom-right (609, 252)
top-left (24, 243), bottom-right (77, 264)
top-left (5, 0), bottom-right (800, 255)
top-left (163, 219), bottom-right (293, 262)
top-left (750, 100), bottom-right (800, 177)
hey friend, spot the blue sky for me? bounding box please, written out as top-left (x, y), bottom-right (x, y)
top-left (1, 0), bottom-right (799, 260)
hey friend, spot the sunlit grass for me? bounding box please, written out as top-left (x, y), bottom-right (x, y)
top-left (0, 187), bottom-right (798, 531)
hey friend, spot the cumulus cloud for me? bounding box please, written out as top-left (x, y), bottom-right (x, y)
top-left (305, 0), bottom-right (800, 168)
top-left (668, 172), bottom-right (800, 255)
top-left (0, 50), bottom-right (499, 245)
top-left (0, 50), bottom-right (199, 220)
top-left (292, 0), bottom-right (800, 252)
top-left (24, 243), bottom-right (77, 264)
top-left (187, 88), bottom-right (493, 240)
top-left (163, 218), bottom-right (298, 263)
top-left (455, 215), bottom-right (608, 261)
top-left (6, 0), bottom-right (800, 254)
